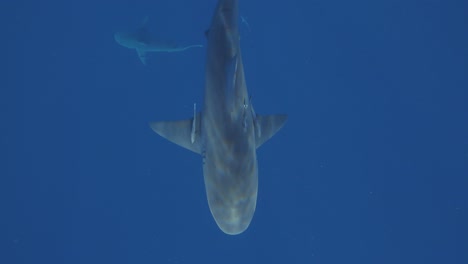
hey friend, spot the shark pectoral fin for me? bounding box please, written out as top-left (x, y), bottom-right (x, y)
top-left (136, 49), bottom-right (148, 65)
top-left (149, 113), bottom-right (202, 154)
top-left (255, 114), bottom-right (288, 149)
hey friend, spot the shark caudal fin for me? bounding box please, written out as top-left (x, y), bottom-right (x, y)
top-left (254, 114), bottom-right (288, 149)
top-left (149, 112), bottom-right (202, 154)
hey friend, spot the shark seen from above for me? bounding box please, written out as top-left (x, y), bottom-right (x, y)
top-left (114, 17), bottom-right (202, 65)
top-left (149, 0), bottom-right (287, 235)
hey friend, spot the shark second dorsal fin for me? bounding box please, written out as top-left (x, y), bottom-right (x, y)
top-left (150, 113), bottom-right (202, 154)
top-left (255, 114), bottom-right (287, 149)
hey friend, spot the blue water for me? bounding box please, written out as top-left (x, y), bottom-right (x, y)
top-left (2, 0), bottom-right (467, 263)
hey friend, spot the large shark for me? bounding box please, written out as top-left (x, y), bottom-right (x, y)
top-left (114, 17), bottom-right (202, 64)
top-left (149, 0), bottom-right (287, 235)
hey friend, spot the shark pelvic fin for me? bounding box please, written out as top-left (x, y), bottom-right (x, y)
top-left (254, 114), bottom-right (288, 149)
top-left (150, 113), bottom-right (202, 154)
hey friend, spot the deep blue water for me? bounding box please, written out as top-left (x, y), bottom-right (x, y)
top-left (2, 0), bottom-right (467, 263)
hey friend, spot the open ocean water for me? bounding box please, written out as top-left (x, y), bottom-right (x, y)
top-left (1, 0), bottom-right (467, 263)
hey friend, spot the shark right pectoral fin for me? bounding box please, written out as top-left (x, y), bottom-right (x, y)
top-left (149, 113), bottom-right (202, 154)
top-left (136, 49), bottom-right (148, 65)
top-left (255, 114), bottom-right (288, 149)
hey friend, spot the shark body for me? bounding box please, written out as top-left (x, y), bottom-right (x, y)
top-left (114, 18), bottom-right (202, 64)
top-left (150, 0), bottom-right (287, 235)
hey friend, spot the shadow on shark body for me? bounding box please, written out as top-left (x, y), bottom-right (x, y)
top-left (114, 18), bottom-right (202, 65)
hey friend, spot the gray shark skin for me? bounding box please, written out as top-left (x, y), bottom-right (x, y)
top-left (114, 18), bottom-right (202, 64)
top-left (149, 0), bottom-right (287, 235)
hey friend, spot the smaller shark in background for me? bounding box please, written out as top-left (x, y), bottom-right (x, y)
top-left (114, 17), bottom-right (202, 64)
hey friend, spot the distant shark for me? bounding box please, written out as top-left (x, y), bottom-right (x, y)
top-left (149, 0), bottom-right (287, 235)
top-left (114, 17), bottom-right (202, 64)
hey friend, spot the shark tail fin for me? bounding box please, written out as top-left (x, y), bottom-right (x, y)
top-left (255, 114), bottom-right (287, 149)
top-left (150, 113), bottom-right (202, 154)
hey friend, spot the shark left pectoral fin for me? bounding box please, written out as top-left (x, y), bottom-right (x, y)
top-left (136, 49), bottom-right (148, 65)
top-left (255, 114), bottom-right (288, 149)
top-left (150, 113), bottom-right (202, 154)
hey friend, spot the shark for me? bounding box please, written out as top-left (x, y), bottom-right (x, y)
top-left (149, 0), bottom-right (287, 235)
top-left (114, 17), bottom-right (203, 65)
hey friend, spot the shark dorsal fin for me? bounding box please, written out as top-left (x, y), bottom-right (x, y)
top-left (136, 49), bottom-right (148, 65)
